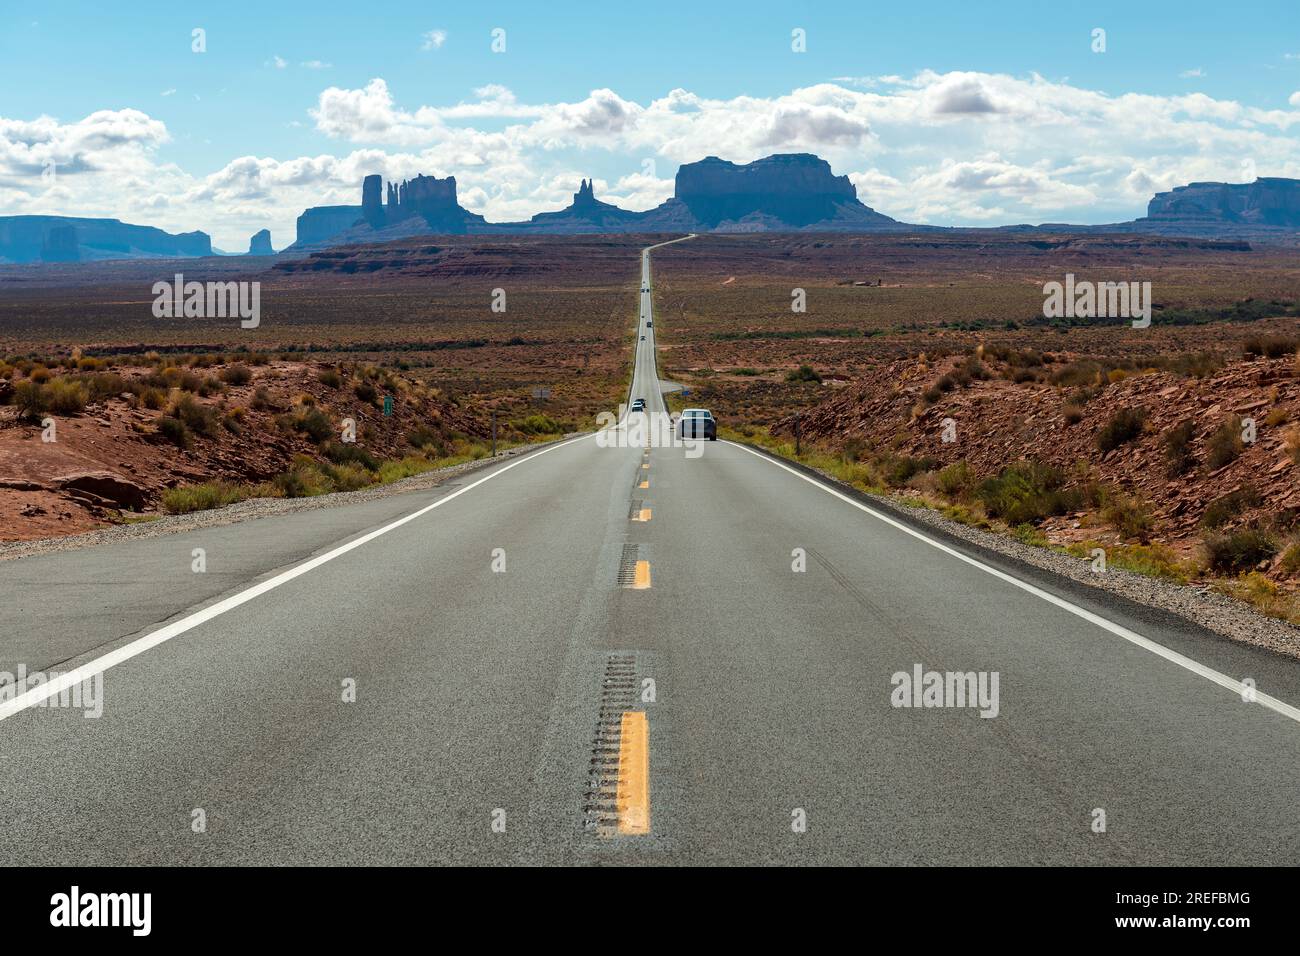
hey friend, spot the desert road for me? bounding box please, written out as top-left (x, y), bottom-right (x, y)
top-left (3, 239), bottom-right (1300, 866)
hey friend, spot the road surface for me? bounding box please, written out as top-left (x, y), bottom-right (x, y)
top-left (3, 238), bottom-right (1300, 865)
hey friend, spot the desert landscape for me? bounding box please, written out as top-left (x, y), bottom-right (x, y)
top-left (4, 230), bottom-right (1300, 627)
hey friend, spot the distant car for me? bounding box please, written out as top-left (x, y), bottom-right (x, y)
top-left (678, 408), bottom-right (716, 441)
top-left (646, 321), bottom-right (652, 327)
top-left (640, 334), bottom-right (645, 340)
top-left (630, 398), bottom-right (646, 413)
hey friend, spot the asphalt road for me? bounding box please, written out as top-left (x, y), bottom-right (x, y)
top-left (3, 238), bottom-right (1300, 865)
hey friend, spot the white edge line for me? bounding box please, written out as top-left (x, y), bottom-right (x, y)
top-left (0, 434), bottom-right (593, 723)
top-left (725, 440), bottom-right (1300, 726)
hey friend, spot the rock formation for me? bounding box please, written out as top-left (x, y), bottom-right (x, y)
top-left (247, 228), bottom-right (274, 255)
top-left (1143, 178), bottom-right (1300, 228)
top-left (0, 216), bottom-right (211, 264)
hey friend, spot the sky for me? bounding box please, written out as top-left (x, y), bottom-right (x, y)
top-left (3, 0), bottom-right (1300, 250)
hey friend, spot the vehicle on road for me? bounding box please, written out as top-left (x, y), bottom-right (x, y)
top-left (640, 334), bottom-right (645, 340)
top-left (646, 320), bottom-right (652, 327)
top-left (677, 407), bottom-right (717, 440)
top-left (630, 398), bottom-right (646, 413)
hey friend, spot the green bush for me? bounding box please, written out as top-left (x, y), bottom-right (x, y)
top-left (1101, 492), bottom-right (1155, 542)
top-left (324, 441), bottom-right (379, 471)
top-left (13, 381), bottom-right (48, 419)
top-left (513, 414), bottom-right (564, 436)
top-left (170, 393), bottom-right (219, 437)
top-left (975, 461), bottom-right (1082, 526)
top-left (936, 460), bottom-right (974, 497)
top-left (1206, 418), bottom-right (1244, 470)
top-left (1163, 420), bottom-right (1197, 477)
top-left (219, 364), bottom-right (253, 386)
top-left (157, 416), bottom-right (191, 448)
top-left (1097, 407), bottom-right (1146, 452)
top-left (161, 481), bottom-right (246, 514)
top-left (1203, 528), bottom-right (1278, 574)
top-left (786, 365), bottom-right (822, 383)
top-left (1201, 485), bottom-right (1261, 529)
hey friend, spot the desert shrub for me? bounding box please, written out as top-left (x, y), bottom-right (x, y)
top-left (1201, 485), bottom-right (1262, 529)
top-left (406, 425), bottom-right (444, 452)
top-left (251, 386), bottom-right (273, 411)
top-left (292, 407), bottom-right (333, 443)
top-left (921, 384), bottom-right (943, 404)
top-left (354, 380), bottom-right (379, 403)
top-left (137, 386), bottom-right (165, 410)
top-left (786, 365), bottom-right (822, 384)
top-left (324, 441), bottom-right (379, 471)
top-left (1101, 492), bottom-right (1155, 542)
top-left (1203, 528), bottom-right (1278, 574)
top-left (156, 416), bottom-right (190, 448)
top-left (975, 461), bottom-right (1082, 526)
top-left (1242, 335), bottom-right (1298, 359)
top-left (169, 393), bottom-right (220, 437)
top-left (317, 369), bottom-right (343, 388)
top-left (318, 462), bottom-right (373, 493)
top-left (882, 455), bottom-right (939, 486)
top-left (198, 376), bottom-right (225, 397)
top-left (936, 460), bottom-right (974, 497)
top-left (1206, 417), bottom-right (1244, 470)
top-left (1279, 543), bottom-right (1300, 575)
top-left (220, 364), bottom-right (253, 386)
top-left (13, 381), bottom-right (47, 419)
top-left (733, 367), bottom-right (759, 376)
top-left (83, 372), bottom-right (128, 402)
top-left (28, 365), bottom-right (52, 384)
top-left (1097, 407), bottom-right (1146, 452)
top-left (1061, 404), bottom-right (1084, 425)
top-left (1162, 420), bottom-right (1197, 477)
top-left (161, 481), bottom-right (246, 514)
top-left (513, 414), bottom-right (564, 436)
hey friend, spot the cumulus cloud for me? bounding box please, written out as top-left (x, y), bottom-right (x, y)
top-left (8, 69), bottom-right (1300, 247)
top-left (421, 30), bottom-right (447, 51)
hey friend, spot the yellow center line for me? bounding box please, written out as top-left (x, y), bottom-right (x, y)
top-left (639, 479), bottom-right (649, 489)
top-left (616, 710), bottom-right (650, 835)
top-left (642, 463), bottom-right (650, 470)
top-left (632, 508), bottom-right (651, 522)
top-left (632, 560), bottom-right (651, 589)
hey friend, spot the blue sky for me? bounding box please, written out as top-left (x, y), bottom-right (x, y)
top-left (3, 0), bottom-right (1300, 248)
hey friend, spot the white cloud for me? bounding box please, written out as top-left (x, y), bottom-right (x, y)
top-left (268, 55), bottom-right (287, 69)
top-left (300, 60), bottom-right (332, 70)
top-left (7, 70), bottom-right (1300, 248)
top-left (421, 30), bottom-right (447, 51)
top-left (1179, 68), bottom-right (1206, 79)
top-left (160, 89), bottom-right (176, 97)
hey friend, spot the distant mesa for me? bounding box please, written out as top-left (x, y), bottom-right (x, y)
top-left (669, 153), bottom-right (895, 230)
top-left (1142, 178), bottom-right (1300, 228)
top-left (291, 172), bottom-right (486, 251)
top-left (247, 228), bottom-right (274, 256)
top-left (285, 153), bottom-right (903, 251)
top-left (0, 216), bottom-right (211, 264)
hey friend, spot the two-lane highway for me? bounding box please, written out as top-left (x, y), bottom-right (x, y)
top-left (3, 239), bottom-right (1300, 865)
